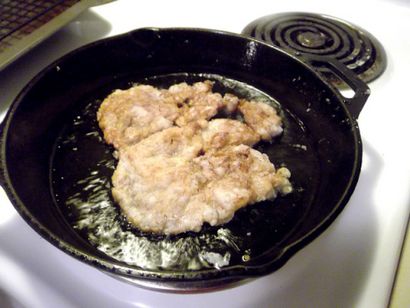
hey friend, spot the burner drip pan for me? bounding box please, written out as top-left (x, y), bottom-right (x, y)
top-left (242, 12), bottom-right (387, 87)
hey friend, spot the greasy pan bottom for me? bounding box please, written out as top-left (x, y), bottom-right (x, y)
top-left (51, 73), bottom-right (318, 274)
top-left (0, 28), bottom-right (365, 290)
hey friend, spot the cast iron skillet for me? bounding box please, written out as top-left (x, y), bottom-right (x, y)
top-left (0, 28), bottom-right (369, 291)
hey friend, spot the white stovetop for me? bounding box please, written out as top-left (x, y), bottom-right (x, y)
top-left (1, 0), bottom-right (410, 307)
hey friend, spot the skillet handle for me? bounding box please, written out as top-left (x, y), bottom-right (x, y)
top-left (305, 57), bottom-right (370, 119)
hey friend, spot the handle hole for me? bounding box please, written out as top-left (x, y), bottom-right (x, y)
top-left (319, 69), bottom-right (355, 98)
top-left (340, 88), bottom-right (355, 99)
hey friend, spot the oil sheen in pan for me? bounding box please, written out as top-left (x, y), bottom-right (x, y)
top-left (51, 73), bottom-right (319, 271)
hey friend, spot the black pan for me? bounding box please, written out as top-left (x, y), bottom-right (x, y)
top-left (0, 28), bottom-right (369, 291)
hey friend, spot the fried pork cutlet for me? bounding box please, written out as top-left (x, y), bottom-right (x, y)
top-left (166, 81), bottom-right (226, 127)
top-left (97, 81), bottom-right (239, 149)
top-left (112, 141), bottom-right (291, 234)
top-left (98, 80), bottom-right (292, 234)
top-left (97, 85), bottom-right (180, 149)
top-left (239, 100), bottom-right (283, 141)
top-left (201, 118), bottom-right (260, 151)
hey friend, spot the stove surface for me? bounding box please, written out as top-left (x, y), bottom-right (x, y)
top-left (1, 0), bottom-right (410, 307)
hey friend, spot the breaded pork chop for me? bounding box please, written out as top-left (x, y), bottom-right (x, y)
top-left (98, 80), bottom-right (291, 234)
top-left (112, 144), bottom-right (291, 234)
top-left (239, 100), bottom-right (283, 141)
top-left (201, 118), bottom-right (260, 151)
top-left (97, 81), bottom-right (241, 149)
top-left (97, 84), bottom-right (180, 149)
top-left (166, 81), bottom-right (225, 127)
top-left (115, 118), bottom-right (261, 160)
top-left (122, 124), bottom-right (203, 161)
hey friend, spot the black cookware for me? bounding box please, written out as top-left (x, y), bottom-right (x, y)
top-left (0, 28), bottom-right (369, 291)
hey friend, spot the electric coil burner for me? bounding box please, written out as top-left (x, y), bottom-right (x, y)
top-left (242, 12), bottom-right (387, 87)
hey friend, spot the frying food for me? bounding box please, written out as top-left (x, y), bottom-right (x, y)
top-left (98, 80), bottom-right (292, 234)
top-left (112, 140), bottom-right (291, 234)
top-left (97, 84), bottom-right (180, 149)
top-left (97, 80), bottom-right (242, 149)
top-left (201, 118), bottom-right (260, 151)
top-left (238, 100), bottom-right (283, 141)
top-left (166, 81), bottom-right (225, 127)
